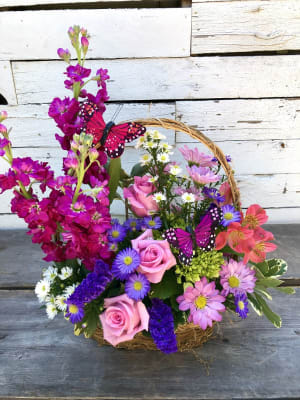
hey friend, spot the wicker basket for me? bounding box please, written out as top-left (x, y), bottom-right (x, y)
top-left (93, 118), bottom-right (240, 351)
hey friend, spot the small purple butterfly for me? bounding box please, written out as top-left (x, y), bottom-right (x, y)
top-left (163, 204), bottom-right (222, 265)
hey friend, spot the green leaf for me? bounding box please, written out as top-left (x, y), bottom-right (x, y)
top-left (275, 286), bottom-right (296, 295)
top-left (254, 286), bottom-right (273, 300)
top-left (83, 309), bottom-right (99, 338)
top-left (266, 259), bottom-right (288, 277)
top-left (130, 163), bottom-right (147, 177)
top-left (108, 157), bottom-right (121, 204)
top-left (151, 269), bottom-right (182, 300)
top-left (255, 293), bottom-right (282, 328)
top-left (248, 293), bottom-right (263, 316)
top-left (255, 261), bottom-right (269, 276)
top-left (257, 277), bottom-right (283, 288)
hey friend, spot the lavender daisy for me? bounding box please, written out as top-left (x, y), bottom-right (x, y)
top-left (220, 259), bottom-right (256, 297)
top-left (112, 248), bottom-right (141, 280)
top-left (65, 299), bottom-right (85, 324)
top-left (108, 222), bottom-right (126, 243)
top-left (221, 204), bottom-right (241, 227)
top-left (202, 187), bottom-right (225, 204)
top-left (125, 273), bottom-right (150, 300)
top-left (234, 293), bottom-right (249, 319)
top-left (143, 216), bottom-right (162, 230)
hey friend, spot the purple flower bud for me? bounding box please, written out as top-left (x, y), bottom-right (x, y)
top-left (80, 27), bottom-right (87, 36)
top-left (68, 27), bottom-right (75, 37)
top-left (0, 111), bottom-right (8, 123)
top-left (81, 36), bottom-right (89, 49)
top-left (89, 148), bottom-right (99, 162)
top-left (64, 151), bottom-right (79, 169)
top-left (0, 124), bottom-right (7, 134)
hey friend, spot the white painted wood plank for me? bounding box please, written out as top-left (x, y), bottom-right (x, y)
top-left (0, 61), bottom-right (17, 105)
top-left (0, 9), bottom-right (191, 60)
top-left (12, 56), bottom-right (300, 104)
top-left (176, 99), bottom-right (300, 142)
top-left (192, 0), bottom-right (300, 54)
top-left (0, 0), bottom-right (147, 5)
top-left (1, 102), bottom-right (176, 147)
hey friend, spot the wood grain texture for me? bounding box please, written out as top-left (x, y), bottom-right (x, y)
top-left (0, 61), bottom-right (17, 105)
top-left (0, 0), bottom-right (152, 5)
top-left (192, 0), bottom-right (300, 54)
top-left (0, 9), bottom-right (191, 60)
top-left (12, 55), bottom-right (300, 104)
top-left (0, 224), bottom-right (299, 287)
top-left (0, 289), bottom-right (299, 399)
top-left (176, 99), bottom-right (300, 142)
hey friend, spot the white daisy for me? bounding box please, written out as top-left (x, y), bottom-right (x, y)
top-left (45, 295), bottom-right (56, 305)
top-left (46, 303), bottom-right (58, 320)
top-left (159, 142), bottom-right (173, 153)
top-left (59, 267), bottom-right (73, 280)
top-left (55, 295), bottom-right (67, 311)
top-left (148, 176), bottom-right (158, 183)
top-left (157, 153), bottom-right (170, 163)
top-left (181, 192), bottom-right (196, 203)
top-left (140, 153), bottom-right (152, 166)
top-left (135, 136), bottom-right (146, 149)
top-left (143, 140), bottom-right (157, 150)
top-left (149, 130), bottom-right (166, 140)
top-left (169, 165), bottom-right (182, 176)
top-left (35, 279), bottom-right (51, 303)
top-left (42, 266), bottom-right (58, 282)
top-left (63, 283), bottom-right (79, 298)
top-left (153, 192), bottom-right (167, 202)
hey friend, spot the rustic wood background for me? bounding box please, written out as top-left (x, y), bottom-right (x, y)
top-left (0, 0), bottom-right (300, 228)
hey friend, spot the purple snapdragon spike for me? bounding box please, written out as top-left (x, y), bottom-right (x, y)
top-left (148, 298), bottom-right (178, 354)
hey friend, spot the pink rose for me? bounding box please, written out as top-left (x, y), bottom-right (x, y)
top-left (131, 229), bottom-right (177, 283)
top-left (99, 294), bottom-right (149, 346)
top-left (123, 176), bottom-right (158, 217)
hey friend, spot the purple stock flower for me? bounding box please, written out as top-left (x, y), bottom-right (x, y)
top-left (125, 273), bottom-right (150, 300)
top-left (64, 63), bottom-right (91, 90)
top-left (63, 151), bottom-right (79, 169)
top-left (0, 138), bottom-right (10, 156)
top-left (148, 298), bottom-right (178, 354)
top-left (0, 169), bottom-right (17, 193)
top-left (96, 68), bottom-right (110, 88)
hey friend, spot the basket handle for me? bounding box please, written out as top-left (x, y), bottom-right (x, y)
top-left (132, 118), bottom-right (241, 210)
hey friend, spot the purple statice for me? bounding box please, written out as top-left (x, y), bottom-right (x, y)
top-left (64, 63), bottom-right (91, 90)
top-left (202, 187), bottom-right (225, 204)
top-left (65, 260), bottom-right (112, 324)
top-left (0, 138), bottom-right (10, 156)
top-left (112, 248), bottom-right (140, 280)
top-left (125, 273), bottom-right (150, 300)
top-left (148, 298), bottom-right (178, 354)
top-left (108, 222), bottom-right (127, 243)
top-left (234, 293), bottom-right (249, 319)
top-left (123, 218), bottom-right (141, 232)
top-left (143, 216), bottom-right (162, 230)
top-left (65, 299), bottom-right (85, 324)
top-left (221, 204), bottom-right (241, 227)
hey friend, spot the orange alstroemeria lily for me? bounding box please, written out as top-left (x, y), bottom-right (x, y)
top-left (242, 227), bottom-right (277, 264)
top-left (215, 222), bottom-right (253, 254)
top-left (241, 204), bottom-right (268, 230)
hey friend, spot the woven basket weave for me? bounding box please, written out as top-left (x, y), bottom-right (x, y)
top-left (93, 118), bottom-right (240, 351)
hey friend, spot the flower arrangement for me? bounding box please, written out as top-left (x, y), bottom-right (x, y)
top-left (0, 26), bottom-right (294, 353)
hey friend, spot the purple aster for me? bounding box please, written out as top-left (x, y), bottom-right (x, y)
top-left (221, 204), bottom-right (241, 227)
top-left (202, 187), bottom-right (225, 204)
top-left (125, 273), bottom-right (150, 300)
top-left (148, 298), bottom-right (178, 354)
top-left (234, 293), bottom-right (249, 319)
top-left (108, 222), bottom-right (127, 243)
top-left (123, 218), bottom-right (141, 232)
top-left (112, 248), bottom-right (140, 280)
top-left (143, 216), bottom-right (162, 230)
top-left (65, 299), bottom-right (85, 324)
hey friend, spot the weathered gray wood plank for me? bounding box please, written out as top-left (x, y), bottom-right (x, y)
top-left (0, 289), bottom-right (299, 399)
top-left (0, 225), bottom-right (299, 288)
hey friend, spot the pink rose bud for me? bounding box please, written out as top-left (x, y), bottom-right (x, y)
top-left (0, 111), bottom-right (8, 123)
top-left (81, 36), bottom-right (89, 50)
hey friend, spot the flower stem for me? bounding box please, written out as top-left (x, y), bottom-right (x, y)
top-left (17, 181), bottom-right (32, 199)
